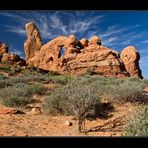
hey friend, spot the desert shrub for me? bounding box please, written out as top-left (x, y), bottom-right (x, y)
top-left (0, 74), bottom-right (5, 80)
top-left (8, 76), bottom-right (28, 84)
top-left (43, 88), bottom-right (70, 115)
top-left (6, 72), bottom-right (74, 85)
top-left (0, 63), bottom-right (10, 72)
top-left (0, 79), bottom-right (11, 89)
top-left (43, 78), bottom-right (100, 132)
top-left (49, 75), bottom-right (75, 85)
top-left (143, 78), bottom-right (148, 85)
top-left (2, 95), bottom-right (30, 107)
top-left (84, 67), bottom-right (98, 75)
top-left (25, 84), bottom-right (48, 95)
top-left (7, 75), bottom-right (45, 84)
top-left (106, 78), bottom-right (146, 103)
top-left (48, 71), bottom-right (60, 76)
top-left (8, 70), bottom-right (17, 75)
top-left (14, 83), bottom-right (47, 96)
top-left (90, 77), bottom-right (146, 103)
top-left (0, 86), bottom-right (31, 107)
top-left (0, 83), bottom-right (47, 107)
top-left (123, 106), bottom-right (148, 136)
top-left (8, 66), bottom-right (25, 75)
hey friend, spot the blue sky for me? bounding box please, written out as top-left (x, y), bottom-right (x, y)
top-left (0, 11), bottom-right (148, 78)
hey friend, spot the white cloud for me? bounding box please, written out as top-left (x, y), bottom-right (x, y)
top-left (0, 11), bottom-right (147, 52)
top-left (9, 45), bottom-right (25, 58)
top-left (141, 40), bottom-right (148, 44)
top-left (139, 55), bottom-right (148, 64)
top-left (100, 24), bottom-right (140, 39)
top-left (139, 48), bottom-right (148, 54)
top-left (4, 25), bottom-right (26, 36)
top-left (102, 36), bottom-right (119, 46)
top-left (0, 11), bottom-right (105, 41)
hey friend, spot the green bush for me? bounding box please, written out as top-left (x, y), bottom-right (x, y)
top-left (0, 86), bottom-right (31, 107)
top-left (25, 84), bottom-right (48, 95)
top-left (48, 71), bottom-right (60, 76)
top-left (7, 66), bottom-right (25, 75)
top-left (49, 75), bottom-right (75, 85)
top-left (0, 83), bottom-right (47, 107)
top-left (6, 73), bottom-right (74, 85)
top-left (14, 83), bottom-right (47, 96)
top-left (106, 78), bottom-right (146, 103)
top-left (7, 75), bottom-right (46, 84)
top-left (90, 77), bottom-right (146, 103)
top-left (0, 74), bottom-right (5, 80)
top-left (0, 79), bottom-right (11, 89)
top-left (0, 63), bottom-right (10, 72)
top-left (43, 88), bottom-right (71, 115)
top-left (8, 76), bottom-right (28, 84)
top-left (143, 78), bottom-right (148, 85)
top-left (123, 106), bottom-right (148, 136)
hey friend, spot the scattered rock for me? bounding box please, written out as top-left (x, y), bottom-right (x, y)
top-left (0, 108), bottom-right (25, 114)
top-left (65, 120), bottom-right (73, 126)
top-left (27, 107), bottom-right (42, 115)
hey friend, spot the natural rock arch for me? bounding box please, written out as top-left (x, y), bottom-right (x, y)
top-left (24, 22), bottom-right (143, 78)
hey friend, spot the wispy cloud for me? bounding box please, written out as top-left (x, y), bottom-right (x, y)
top-left (0, 11), bottom-right (147, 52)
top-left (9, 45), bottom-right (25, 59)
top-left (0, 11), bottom-right (105, 40)
top-left (98, 24), bottom-right (143, 48)
top-left (102, 36), bottom-right (119, 46)
top-left (139, 55), bottom-right (148, 64)
top-left (141, 39), bottom-right (148, 44)
top-left (4, 25), bottom-right (26, 36)
top-left (100, 24), bottom-right (140, 39)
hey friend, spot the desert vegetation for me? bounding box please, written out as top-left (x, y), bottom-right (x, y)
top-left (43, 74), bottom-right (148, 133)
top-left (0, 67), bottom-right (148, 135)
top-left (124, 106), bottom-right (148, 136)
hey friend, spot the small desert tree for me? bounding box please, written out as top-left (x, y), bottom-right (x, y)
top-left (44, 79), bottom-right (100, 133)
top-left (63, 82), bottom-right (100, 132)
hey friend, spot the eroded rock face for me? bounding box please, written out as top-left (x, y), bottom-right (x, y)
top-left (24, 22), bottom-right (43, 64)
top-left (24, 22), bottom-right (142, 78)
top-left (0, 41), bottom-right (26, 66)
top-left (88, 36), bottom-right (101, 45)
top-left (0, 41), bottom-right (8, 54)
top-left (80, 38), bottom-right (89, 47)
top-left (120, 46), bottom-right (143, 78)
top-left (1, 53), bottom-right (26, 66)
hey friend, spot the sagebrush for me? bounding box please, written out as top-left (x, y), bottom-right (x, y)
top-left (123, 106), bottom-right (148, 136)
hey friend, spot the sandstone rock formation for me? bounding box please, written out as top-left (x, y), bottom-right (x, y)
top-left (0, 41), bottom-right (8, 54)
top-left (80, 38), bottom-right (89, 47)
top-left (24, 22), bottom-right (43, 64)
top-left (120, 46), bottom-right (143, 78)
top-left (24, 22), bottom-right (143, 78)
top-left (0, 42), bottom-right (26, 66)
top-left (1, 53), bottom-right (26, 66)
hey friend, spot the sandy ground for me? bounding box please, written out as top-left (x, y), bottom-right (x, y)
top-left (0, 102), bottom-right (135, 137)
